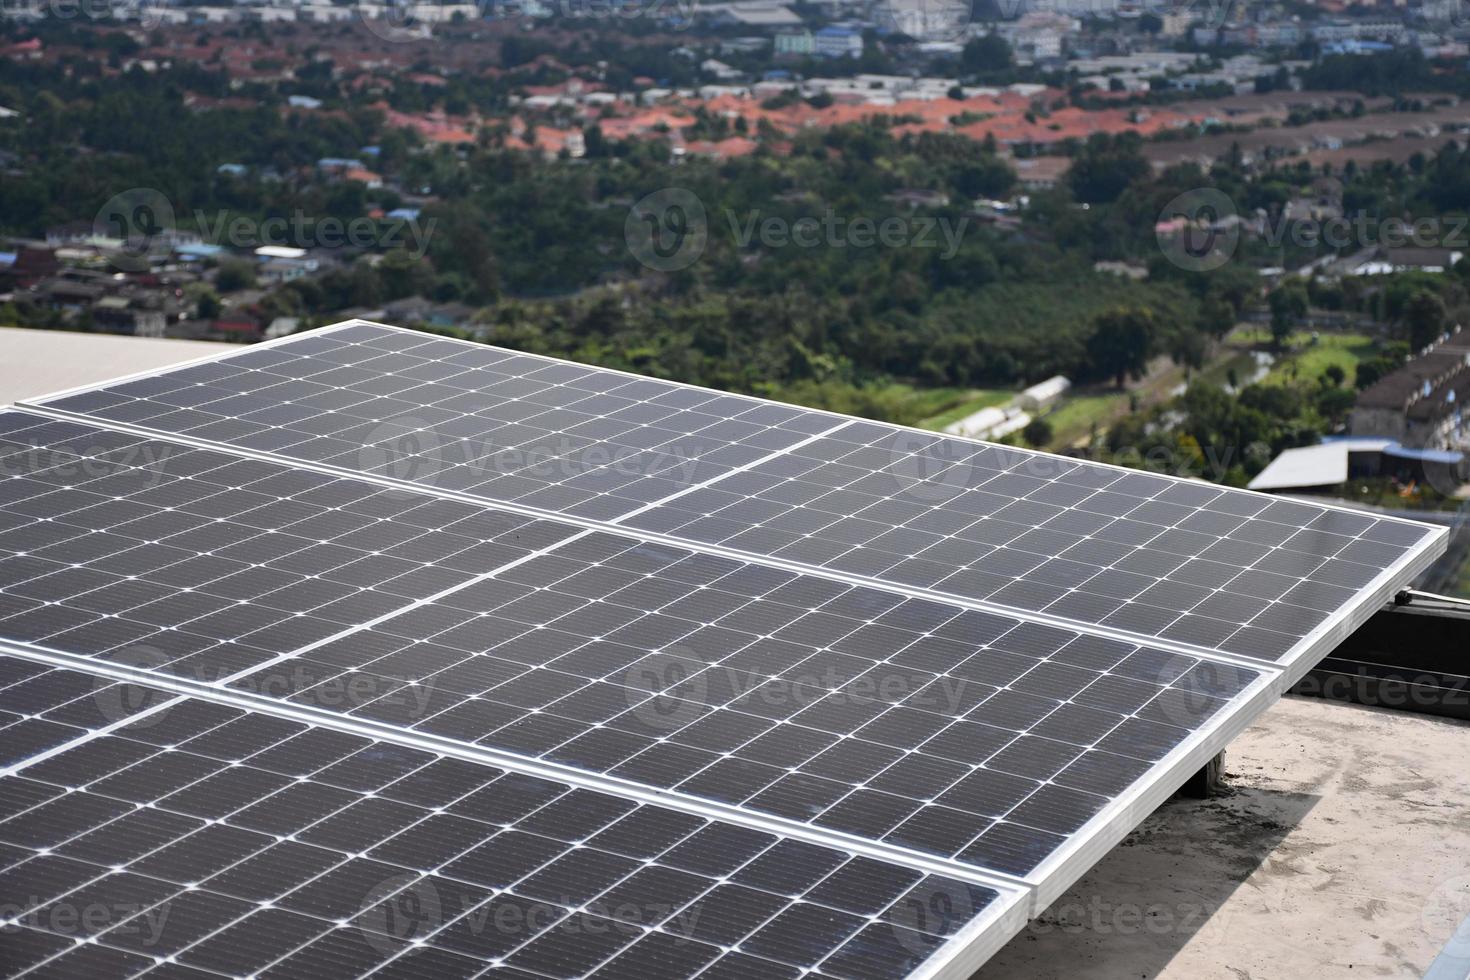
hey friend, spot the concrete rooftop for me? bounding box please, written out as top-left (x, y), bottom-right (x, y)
top-left (980, 695), bottom-right (1470, 979)
top-left (0, 325), bottom-right (221, 405)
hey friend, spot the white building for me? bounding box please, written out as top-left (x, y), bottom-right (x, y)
top-left (813, 26), bottom-right (864, 57)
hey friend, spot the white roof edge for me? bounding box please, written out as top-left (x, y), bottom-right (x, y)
top-left (1247, 443), bottom-right (1349, 491)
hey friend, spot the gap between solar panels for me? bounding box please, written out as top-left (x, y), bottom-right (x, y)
top-left (0, 321), bottom-right (1448, 978)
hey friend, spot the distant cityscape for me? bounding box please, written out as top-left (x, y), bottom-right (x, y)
top-left (2, 0), bottom-right (1469, 602)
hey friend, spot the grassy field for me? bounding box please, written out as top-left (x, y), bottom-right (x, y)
top-left (1195, 349), bottom-right (1266, 391)
top-left (1043, 392), bottom-right (1128, 448)
top-left (917, 388), bottom-right (1015, 430)
top-left (1237, 330), bottom-right (1378, 387)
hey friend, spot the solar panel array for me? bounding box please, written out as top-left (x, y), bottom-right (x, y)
top-left (0, 319), bottom-right (1447, 979)
top-left (0, 411), bottom-right (1262, 882)
top-left (36, 323), bottom-right (1440, 667)
top-left (0, 656), bottom-right (1014, 980)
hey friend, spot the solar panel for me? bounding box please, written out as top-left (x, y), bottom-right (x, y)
top-left (30, 321), bottom-right (1445, 672)
top-left (0, 410), bottom-right (1266, 887)
top-left (2, 319), bottom-right (1449, 976)
top-left (0, 655), bottom-right (1025, 979)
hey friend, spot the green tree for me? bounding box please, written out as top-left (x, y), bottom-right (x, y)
top-left (195, 289), bottom-right (221, 320)
top-left (961, 35), bottom-right (1013, 75)
top-left (1068, 133), bottom-right (1150, 205)
top-left (1268, 281), bottom-right (1308, 350)
top-left (1086, 308), bottom-right (1157, 388)
top-left (1316, 385), bottom-right (1356, 427)
top-left (1404, 291), bottom-right (1447, 351)
top-left (1023, 416), bottom-right (1054, 448)
top-left (214, 259), bottom-right (256, 293)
